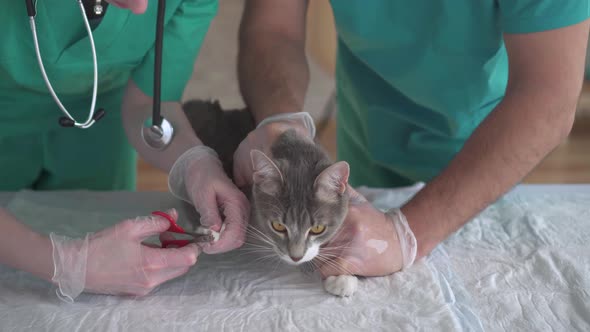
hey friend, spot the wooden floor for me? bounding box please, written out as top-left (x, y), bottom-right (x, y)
top-left (137, 98), bottom-right (590, 191)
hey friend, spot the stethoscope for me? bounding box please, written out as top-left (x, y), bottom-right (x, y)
top-left (24, 0), bottom-right (174, 150)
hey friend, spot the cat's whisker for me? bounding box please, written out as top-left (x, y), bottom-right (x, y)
top-left (299, 261), bottom-right (317, 275)
top-left (320, 242), bottom-right (357, 252)
top-left (319, 260), bottom-right (354, 276)
top-left (237, 243), bottom-right (274, 251)
top-left (252, 255), bottom-right (279, 265)
top-left (313, 256), bottom-right (344, 274)
top-left (314, 255), bottom-right (357, 275)
top-left (244, 233), bottom-right (273, 243)
top-left (271, 258), bottom-right (284, 273)
top-left (238, 247), bottom-right (275, 253)
top-left (247, 227), bottom-right (271, 240)
top-left (246, 235), bottom-right (276, 248)
top-left (325, 223), bottom-right (353, 243)
top-left (332, 258), bottom-right (360, 275)
top-left (309, 258), bottom-right (320, 272)
top-left (246, 226), bottom-right (272, 239)
top-left (321, 247), bottom-right (356, 253)
top-left (241, 243), bottom-right (272, 250)
top-left (246, 225), bottom-right (275, 243)
top-left (233, 250), bottom-right (273, 260)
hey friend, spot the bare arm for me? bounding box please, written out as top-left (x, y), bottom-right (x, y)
top-left (121, 79), bottom-right (203, 172)
top-left (0, 208), bottom-right (54, 282)
top-left (401, 20), bottom-right (590, 259)
top-left (238, 0), bottom-right (310, 123)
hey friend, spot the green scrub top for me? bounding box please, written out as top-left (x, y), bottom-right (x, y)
top-left (331, 0), bottom-right (590, 188)
top-left (0, 0), bottom-right (216, 190)
top-left (0, 0), bottom-right (217, 136)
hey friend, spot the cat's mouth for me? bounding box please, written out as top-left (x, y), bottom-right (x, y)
top-left (278, 244), bottom-right (320, 265)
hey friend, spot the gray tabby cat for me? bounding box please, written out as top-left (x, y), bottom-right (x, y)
top-left (183, 100), bottom-right (358, 296)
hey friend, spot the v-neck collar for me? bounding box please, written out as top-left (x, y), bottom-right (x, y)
top-left (36, 1), bottom-right (131, 64)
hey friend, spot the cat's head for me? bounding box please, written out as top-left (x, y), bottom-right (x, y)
top-left (249, 149), bottom-right (350, 265)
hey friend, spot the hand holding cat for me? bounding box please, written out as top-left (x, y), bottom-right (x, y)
top-left (168, 146), bottom-right (250, 254)
top-left (233, 112), bottom-right (316, 188)
top-left (50, 209), bottom-right (200, 301)
top-left (318, 187), bottom-right (417, 278)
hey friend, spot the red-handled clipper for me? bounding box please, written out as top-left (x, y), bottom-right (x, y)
top-left (152, 211), bottom-right (192, 248)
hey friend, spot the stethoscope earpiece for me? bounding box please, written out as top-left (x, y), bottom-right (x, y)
top-left (93, 108), bottom-right (106, 121)
top-left (58, 117), bottom-right (75, 128)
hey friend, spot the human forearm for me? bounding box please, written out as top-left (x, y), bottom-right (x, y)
top-left (400, 21), bottom-right (588, 259)
top-left (121, 79), bottom-right (203, 172)
top-left (402, 89), bottom-right (578, 259)
top-left (238, 0), bottom-right (309, 123)
top-left (0, 208), bottom-right (54, 282)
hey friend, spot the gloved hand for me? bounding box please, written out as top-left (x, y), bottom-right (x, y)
top-left (50, 209), bottom-right (199, 302)
top-left (233, 112), bottom-right (316, 188)
top-left (318, 187), bottom-right (417, 278)
top-left (106, 0), bottom-right (147, 14)
top-left (168, 146), bottom-right (250, 254)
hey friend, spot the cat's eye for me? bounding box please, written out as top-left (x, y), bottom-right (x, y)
top-left (309, 225), bottom-right (326, 235)
top-left (271, 222), bottom-right (287, 233)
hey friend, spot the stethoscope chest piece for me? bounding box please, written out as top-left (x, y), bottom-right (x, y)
top-left (142, 117), bottom-right (174, 150)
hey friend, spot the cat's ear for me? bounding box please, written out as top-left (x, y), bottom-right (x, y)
top-left (314, 161), bottom-right (350, 202)
top-left (251, 149), bottom-right (284, 195)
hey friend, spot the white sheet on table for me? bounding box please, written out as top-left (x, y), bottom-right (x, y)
top-left (0, 188), bottom-right (478, 332)
top-left (1, 186), bottom-right (589, 331)
top-left (443, 192), bottom-right (590, 331)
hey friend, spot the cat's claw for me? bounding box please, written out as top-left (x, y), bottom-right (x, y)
top-left (323, 275), bottom-right (358, 297)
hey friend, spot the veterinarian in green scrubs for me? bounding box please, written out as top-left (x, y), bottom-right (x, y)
top-left (331, 1), bottom-right (590, 188)
top-left (0, 0), bottom-right (214, 190)
top-left (236, 1), bottom-right (589, 276)
top-left (0, 0), bottom-right (250, 302)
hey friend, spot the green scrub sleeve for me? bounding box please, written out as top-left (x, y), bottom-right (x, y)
top-left (498, 0), bottom-right (590, 34)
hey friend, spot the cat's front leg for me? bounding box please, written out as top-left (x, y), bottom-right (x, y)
top-left (323, 275), bottom-right (358, 297)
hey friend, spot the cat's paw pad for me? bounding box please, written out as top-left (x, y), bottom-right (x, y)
top-left (323, 275), bottom-right (358, 297)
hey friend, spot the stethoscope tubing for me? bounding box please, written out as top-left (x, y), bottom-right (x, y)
top-left (28, 0), bottom-right (99, 129)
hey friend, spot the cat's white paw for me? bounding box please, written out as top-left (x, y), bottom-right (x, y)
top-left (323, 275), bottom-right (358, 297)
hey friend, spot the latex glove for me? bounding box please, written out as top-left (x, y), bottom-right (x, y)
top-left (233, 112), bottom-right (316, 188)
top-left (50, 209), bottom-right (200, 302)
top-left (106, 0), bottom-right (147, 14)
top-left (318, 187), bottom-right (417, 278)
top-left (168, 146), bottom-right (250, 254)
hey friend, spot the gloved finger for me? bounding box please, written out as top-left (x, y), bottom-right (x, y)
top-left (122, 216), bottom-right (170, 241)
top-left (158, 231), bottom-right (176, 243)
top-left (131, 209), bottom-right (178, 240)
top-left (232, 147), bottom-right (251, 188)
top-left (157, 232), bottom-right (183, 248)
top-left (193, 190), bottom-right (223, 231)
top-left (143, 243), bottom-right (200, 269)
top-left (152, 208), bottom-right (179, 224)
top-left (200, 195), bottom-right (249, 254)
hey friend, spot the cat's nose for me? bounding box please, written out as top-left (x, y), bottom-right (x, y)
top-left (290, 255), bottom-right (303, 262)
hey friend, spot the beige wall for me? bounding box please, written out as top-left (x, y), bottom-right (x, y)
top-left (306, 1), bottom-right (337, 77)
